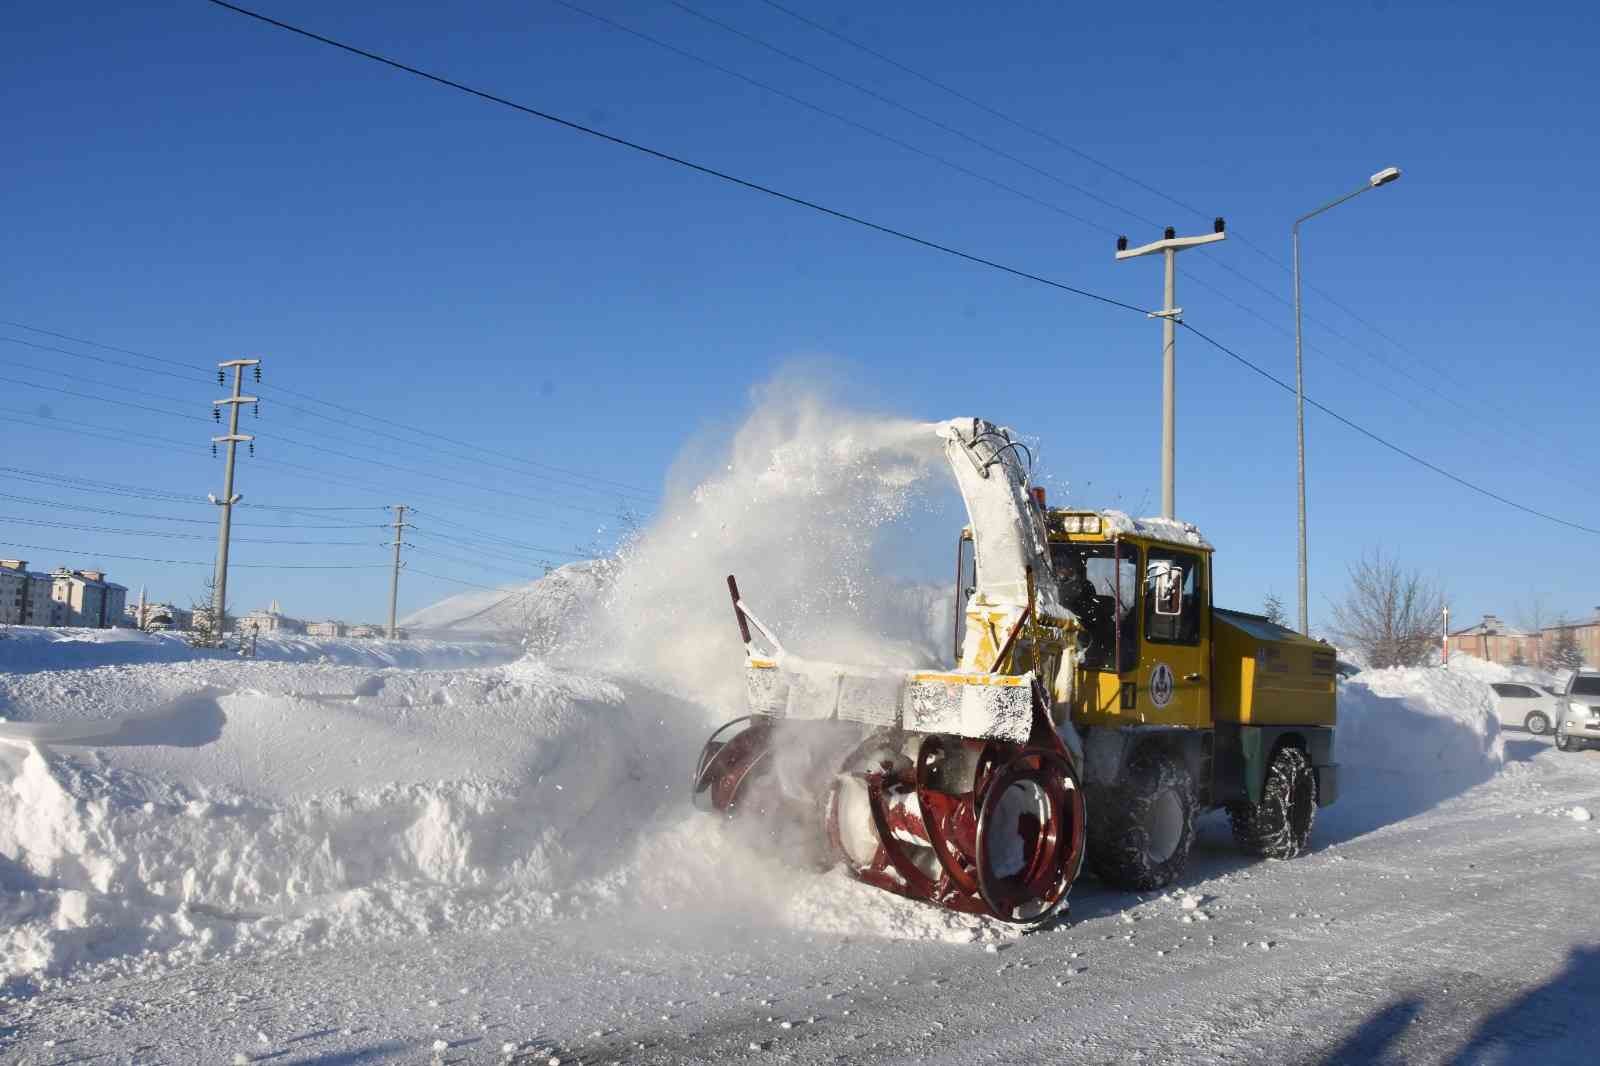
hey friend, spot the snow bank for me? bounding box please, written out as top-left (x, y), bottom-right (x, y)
top-left (0, 625), bottom-right (513, 674)
top-left (1442, 653), bottom-right (1559, 690)
top-left (0, 658), bottom-right (701, 988)
top-left (1324, 666), bottom-right (1504, 841)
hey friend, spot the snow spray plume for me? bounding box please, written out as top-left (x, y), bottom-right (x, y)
top-left (575, 377), bottom-right (949, 722)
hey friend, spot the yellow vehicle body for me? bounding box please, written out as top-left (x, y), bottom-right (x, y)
top-left (1211, 608), bottom-right (1336, 726)
top-left (993, 512), bottom-right (1336, 733)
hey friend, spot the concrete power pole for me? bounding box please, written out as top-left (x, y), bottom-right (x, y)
top-left (1115, 221), bottom-right (1228, 519)
top-left (387, 504), bottom-right (409, 639)
top-left (209, 358), bottom-right (260, 641)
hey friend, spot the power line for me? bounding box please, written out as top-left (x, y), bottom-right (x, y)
top-left (201, 0), bottom-right (1600, 541)
top-left (1176, 321), bottom-right (1600, 537)
top-left (0, 371), bottom-right (196, 422)
top-left (2, 321), bottom-right (663, 504)
top-left (555, 0), bottom-right (1109, 234)
top-left (0, 514), bottom-right (374, 546)
top-left (0, 465), bottom-right (199, 504)
top-left (750, 0), bottom-right (1507, 433)
top-left (8, 362), bottom-right (635, 523)
top-left (402, 566), bottom-right (525, 592)
top-left (0, 334), bottom-right (205, 385)
top-left (407, 543), bottom-right (549, 578)
top-left (0, 319), bottom-right (210, 376)
top-left (0, 490), bottom-right (384, 528)
top-left (202, 0), bottom-right (1148, 318)
top-left (409, 531), bottom-right (570, 568)
top-left (0, 539), bottom-right (387, 569)
top-left (3, 405), bottom-right (616, 540)
top-left (409, 517), bottom-right (588, 558)
top-left (753, 0), bottom-right (1207, 221)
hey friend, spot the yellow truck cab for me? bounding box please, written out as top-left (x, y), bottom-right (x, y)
top-left (957, 506), bottom-right (1339, 889)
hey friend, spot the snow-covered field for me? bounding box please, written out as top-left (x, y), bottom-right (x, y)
top-left (3, 633), bottom-right (1595, 1064)
top-left (3, 402), bottom-right (1596, 1063)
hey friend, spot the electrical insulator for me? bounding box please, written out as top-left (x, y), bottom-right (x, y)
top-left (211, 442), bottom-right (217, 457)
top-left (249, 441), bottom-right (255, 456)
top-left (213, 407), bottom-right (221, 422)
top-left (253, 402), bottom-right (259, 417)
top-left (217, 369), bottom-right (225, 385)
top-left (1164, 226), bottom-right (1176, 240)
top-left (254, 366), bottom-right (261, 383)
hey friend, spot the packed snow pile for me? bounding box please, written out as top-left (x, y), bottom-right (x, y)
top-left (1326, 666), bottom-right (1504, 838)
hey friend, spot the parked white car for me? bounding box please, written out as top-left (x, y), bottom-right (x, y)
top-left (1489, 681), bottom-right (1562, 735)
top-left (1554, 671), bottom-right (1600, 752)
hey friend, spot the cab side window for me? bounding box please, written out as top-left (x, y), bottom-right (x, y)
top-left (1145, 548), bottom-right (1202, 645)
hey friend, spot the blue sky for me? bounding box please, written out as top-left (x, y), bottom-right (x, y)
top-left (3, 0), bottom-right (1596, 632)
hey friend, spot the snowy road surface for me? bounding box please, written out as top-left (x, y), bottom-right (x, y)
top-left (6, 738), bottom-right (1596, 1065)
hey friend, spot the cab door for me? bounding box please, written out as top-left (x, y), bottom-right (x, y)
top-left (1141, 546), bottom-right (1211, 727)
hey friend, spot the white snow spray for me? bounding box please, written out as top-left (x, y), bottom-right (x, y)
top-left (557, 372), bottom-right (1018, 941)
top-left (575, 371), bottom-right (953, 724)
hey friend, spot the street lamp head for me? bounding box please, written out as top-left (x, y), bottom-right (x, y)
top-left (1369, 166), bottom-right (1402, 187)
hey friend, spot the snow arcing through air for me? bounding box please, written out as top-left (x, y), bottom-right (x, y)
top-left (0, 389), bottom-right (1517, 990)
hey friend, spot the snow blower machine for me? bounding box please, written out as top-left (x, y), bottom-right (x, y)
top-left (692, 418), bottom-right (1339, 925)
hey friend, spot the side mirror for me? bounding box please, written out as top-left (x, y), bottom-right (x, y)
top-left (1152, 563), bottom-right (1183, 617)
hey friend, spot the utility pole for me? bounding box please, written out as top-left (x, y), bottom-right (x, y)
top-left (387, 504), bottom-right (409, 639)
top-left (1115, 220), bottom-right (1228, 519)
top-left (209, 358), bottom-right (260, 642)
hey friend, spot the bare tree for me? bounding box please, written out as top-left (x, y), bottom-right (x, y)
top-left (1516, 591), bottom-right (1551, 667)
top-left (1262, 592), bottom-right (1288, 627)
top-left (1329, 550), bottom-right (1448, 669)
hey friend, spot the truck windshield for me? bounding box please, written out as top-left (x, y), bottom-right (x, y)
top-left (1051, 542), bottom-right (1138, 672)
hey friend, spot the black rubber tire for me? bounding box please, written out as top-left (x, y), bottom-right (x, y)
top-left (1555, 732), bottom-right (1574, 752)
top-left (1229, 746), bottom-right (1317, 860)
top-left (1525, 712), bottom-right (1551, 736)
top-left (1086, 751), bottom-right (1196, 892)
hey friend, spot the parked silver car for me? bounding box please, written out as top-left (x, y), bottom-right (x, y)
top-left (1490, 681), bottom-right (1562, 735)
top-left (1554, 670), bottom-right (1600, 752)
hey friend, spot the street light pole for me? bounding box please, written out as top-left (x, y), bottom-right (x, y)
top-left (1117, 220), bottom-right (1228, 519)
top-left (1292, 166), bottom-right (1401, 635)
